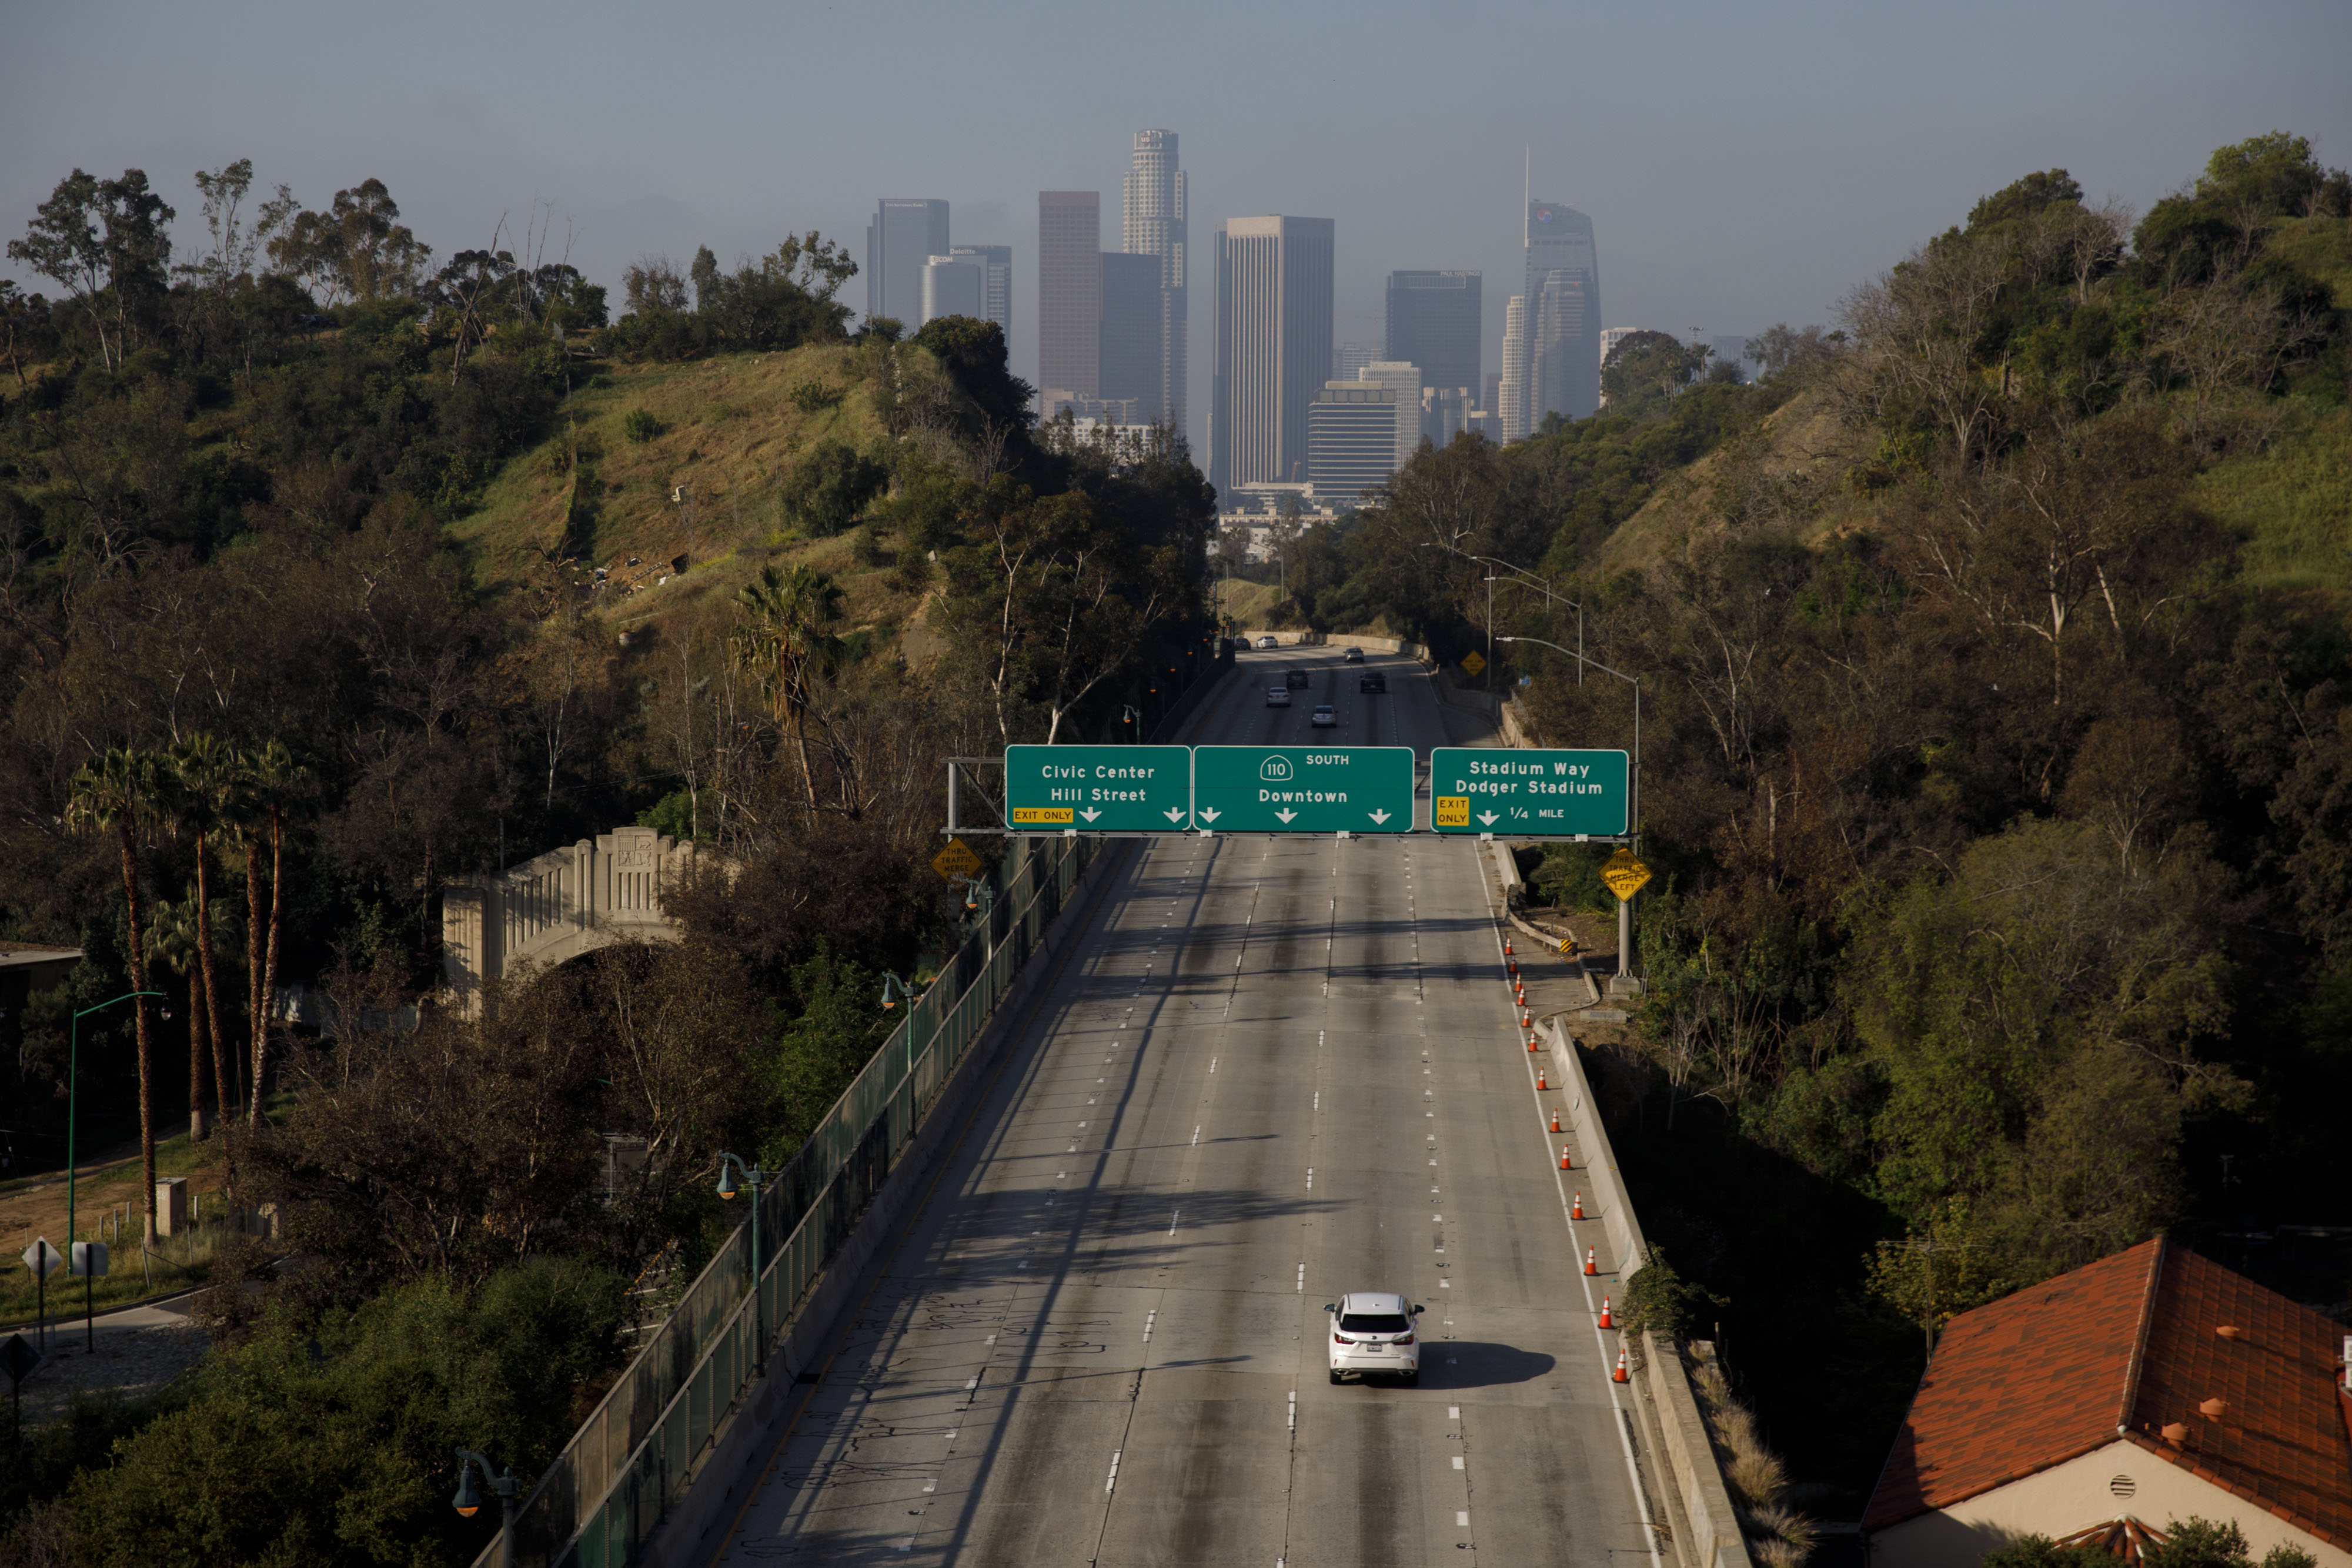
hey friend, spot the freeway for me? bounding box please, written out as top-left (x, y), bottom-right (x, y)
top-left (702, 647), bottom-right (1661, 1567)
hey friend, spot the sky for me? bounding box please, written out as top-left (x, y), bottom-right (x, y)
top-left (7, 0), bottom-right (2350, 438)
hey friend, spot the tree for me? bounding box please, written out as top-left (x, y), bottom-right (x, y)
top-left (6, 168), bottom-right (175, 370)
top-left (622, 254), bottom-right (688, 315)
top-left (779, 439), bottom-right (888, 536)
top-left (235, 741), bottom-right (311, 1126)
top-left (145, 894), bottom-right (213, 1142)
top-left (166, 734), bottom-right (242, 1132)
top-left (65, 748), bottom-right (163, 1240)
top-left (733, 564), bottom-right (844, 817)
top-left (266, 178), bottom-right (432, 305)
top-left (1864, 1198), bottom-right (2018, 1353)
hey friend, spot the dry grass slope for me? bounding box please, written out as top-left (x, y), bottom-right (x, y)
top-left (1595, 391), bottom-right (1865, 576)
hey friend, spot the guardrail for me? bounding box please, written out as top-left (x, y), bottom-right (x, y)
top-left (475, 637), bottom-right (1234, 1568)
top-left (1544, 1019), bottom-right (1756, 1568)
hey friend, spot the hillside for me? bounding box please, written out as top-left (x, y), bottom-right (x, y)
top-left (1592, 388), bottom-right (1862, 574)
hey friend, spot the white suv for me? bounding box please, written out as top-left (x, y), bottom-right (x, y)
top-left (1326, 1291), bottom-right (1424, 1385)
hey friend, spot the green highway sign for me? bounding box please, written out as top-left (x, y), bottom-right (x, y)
top-left (1005, 745), bottom-right (1194, 832)
top-left (1192, 746), bottom-right (1415, 834)
top-left (1430, 747), bottom-right (1628, 836)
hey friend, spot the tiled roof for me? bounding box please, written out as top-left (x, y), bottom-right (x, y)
top-left (1865, 1239), bottom-right (2352, 1553)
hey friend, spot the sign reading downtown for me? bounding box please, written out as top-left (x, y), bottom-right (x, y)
top-left (1429, 747), bottom-right (1628, 837)
top-left (1005, 745), bottom-right (1194, 832)
top-left (1192, 746), bottom-right (1415, 834)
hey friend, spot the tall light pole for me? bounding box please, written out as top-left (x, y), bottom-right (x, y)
top-left (1419, 543), bottom-right (1587, 687)
top-left (452, 1447), bottom-right (523, 1568)
top-left (716, 1152), bottom-right (770, 1373)
top-left (1498, 634), bottom-right (1643, 989)
top-left (68, 990), bottom-right (163, 1252)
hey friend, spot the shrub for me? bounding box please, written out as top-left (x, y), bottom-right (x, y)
top-left (790, 378), bottom-right (843, 413)
top-left (622, 406), bottom-right (666, 443)
top-left (779, 439), bottom-right (888, 537)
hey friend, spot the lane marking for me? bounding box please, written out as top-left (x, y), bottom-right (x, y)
top-left (1167, 1208), bottom-right (1181, 1235)
top-left (1105, 1450), bottom-right (1121, 1493)
top-left (1296, 1263), bottom-right (1305, 1292)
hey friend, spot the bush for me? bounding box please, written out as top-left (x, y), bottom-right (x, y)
top-left (790, 378), bottom-right (843, 413)
top-left (1622, 1247), bottom-right (1719, 1343)
top-left (622, 406), bottom-right (666, 443)
top-left (779, 439), bottom-right (888, 537)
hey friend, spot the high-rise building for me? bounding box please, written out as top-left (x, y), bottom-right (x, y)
top-left (1598, 325), bottom-right (1647, 365)
top-left (1038, 192), bottom-right (1101, 407)
top-left (1499, 295), bottom-right (1529, 442)
top-left (1122, 130), bottom-right (1188, 435)
top-left (1099, 251), bottom-right (1164, 420)
top-left (865, 199), bottom-right (950, 330)
top-left (1385, 271), bottom-right (1482, 397)
top-left (1334, 342), bottom-right (1382, 383)
top-left (1210, 216), bottom-right (1335, 491)
top-left (1523, 202), bottom-right (1599, 423)
top-left (920, 255), bottom-right (983, 326)
top-left (1309, 383), bottom-right (1401, 505)
top-left (951, 244), bottom-right (1013, 339)
top-left (1357, 361), bottom-right (1423, 469)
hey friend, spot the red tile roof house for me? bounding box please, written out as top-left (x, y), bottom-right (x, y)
top-left (1865, 1238), bottom-right (2352, 1568)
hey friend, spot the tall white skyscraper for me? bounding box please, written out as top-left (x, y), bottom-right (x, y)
top-left (1122, 130), bottom-right (1188, 435)
top-left (865, 199), bottom-right (950, 330)
top-left (1210, 216), bottom-right (1335, 490)
top-left (1499, 295), bottom-right (1530, 442)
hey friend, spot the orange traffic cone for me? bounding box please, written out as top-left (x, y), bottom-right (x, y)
top-left (1536, 1069), bottom-right (1548, 1091)
top-left (1521, 1008), bottom-right (1532, 1027)
top-left (1549, 1107), bottom-right (1562, 1133)
top-left (1572, 1191), bottom-right (1586, 1220)
top-left (1505, 938), bottom-right (1514, 956)
top-left (1560, 1146), bottom-right (1572, 1171)
top-left (1527, 1034), bottom-right (1541, 1052)
top-left (1583, 1246), bottom-right (1598, 1276)
top-left (1598, 1296), bottom-right (1614, 1329)
top-left (1612, 1349), bottom-right (1629, 1383)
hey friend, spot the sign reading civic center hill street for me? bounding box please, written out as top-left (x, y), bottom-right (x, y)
top-left (1192, 746), bottom-right (1415, 834)
top-left (1005, 745), bottom-right (1194, 832)
top-left (1429, 747), bottom-right (1629, 837)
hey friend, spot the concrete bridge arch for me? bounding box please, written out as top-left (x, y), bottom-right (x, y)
top-left (441, 825), bottom-right (700, 1015)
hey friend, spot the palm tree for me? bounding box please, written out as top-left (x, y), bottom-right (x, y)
top-left (145, 895), bottom-right (209, 1142)
top-left (732, 564), bottom-right (843, 818)
top-left (236, 741), bottom-right (309, 1126)
top-left (166, 734), bottom-right (240, 1128)
top-left (66, 748), bottom-right (162, 1242)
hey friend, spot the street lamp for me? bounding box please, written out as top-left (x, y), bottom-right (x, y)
top-left (69, 990), bottom-right (164, 1251)
top-left (878, 972), bottom-right (919, 1011)
top-left (715, 1152), bottom-right (770, 1373)
top-left (451, 1447), bottom-right (523, 1568)
top-left (1498, 634), bottom-right (1644, 991)
top-left (1419, 544), bottom-right (1586, 690)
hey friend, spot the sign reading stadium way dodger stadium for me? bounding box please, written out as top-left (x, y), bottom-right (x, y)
top-left (1429, 747), bottom-right (1628, 837)
top-left (1191, 746), bottom-right (1415, 834)
top-left (1005, 745), bottom-right (1195, 831)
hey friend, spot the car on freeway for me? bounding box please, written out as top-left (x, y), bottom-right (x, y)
top-left (1265, 686), bottom-right (1292, 707)
top-left (1342, 647), bottom-right (1364, 663)
top-left (1327, 1292), bottom-right (1424, 1385)
top-left (1359, 670), bottom-right (1387, 694)
top-left (1285, 668), bottom-right (1311, 688)
top-left (1310, 704), bottom-right (1337, 728)
top-left (1257, 634), bottom-right (1280, 649)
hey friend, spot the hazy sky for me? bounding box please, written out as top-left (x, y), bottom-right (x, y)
top-left (7, 0), bottom-right (2349, 436)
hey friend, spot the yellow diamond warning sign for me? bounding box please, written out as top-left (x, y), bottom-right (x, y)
top-left (1599, 848), bottom-right (1652, 902)
top-left (931, 838), bottom-right (984, 880)
top-left (1460, 650), bottom-right (1487, 676)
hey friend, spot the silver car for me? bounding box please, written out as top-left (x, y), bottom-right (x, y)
top-left (1266, 686), bottom-right (1292, 707)
top-left (1327, 1291), bottom-right (1424, 1385)
top-left (1310, 704), bottom-right (1337, 728)
top-left (1257, 634), bottom-right (1279, 649)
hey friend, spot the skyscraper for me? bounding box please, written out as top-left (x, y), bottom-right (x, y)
top-left (1038, 192), bottom-right (1101, 406)
top-left (1098, 251), bottom-right (1164, 419)
top-left (1523, 202), bottom-right (1599, 424)
top-left (1499, 296), bottom-right (1529, 442)
top-left (920, 255), bottom-right (981, 326)
top-left (1357, 361), bottom-right (1424, 469)
top-left (1309, 383), bottom-right (1402, 505)
top-left (951, 244), bottom-right (1013, 339)
top-left (1210, 216), bottom-right (1335, 490)
top-left (1385, 271), bottom-right (1482, 397)
top-left (1122, 130), bottom-right (1187, 434)
top-left (864, 199), bottom-right (950, 330)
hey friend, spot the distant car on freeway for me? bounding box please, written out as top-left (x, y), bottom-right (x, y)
top-left (1257, 634), bottom-right (1280, 649)
top-left (1342, 647), bottom-right (1364, 663)
top-left (1327, 1292), bottom-right (1423, 1385)
top-left (1359, 670), bottom-right (1387, 693)
top-left (1285, 668), bottom-right (1311, 688)
top-left (1265, 686), bottom-right (1292, 707)
top-left (1310, 704), bottom-right (1337, 728)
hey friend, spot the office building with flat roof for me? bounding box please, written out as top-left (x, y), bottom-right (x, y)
top-left (865, 199), bottom-right (950, 330)
top-left (1309, 383), bottom-right (1402, 505)
top-left (1038, 191), bottom-right (1101, 406)
top-left (950, 244), bottom-right (1013, 339)
top-left (920, 256), bottom-right (982, 327)
top-left (1386, 270), bottom-right (1481, 397)
top-left (1357, 360), bottom-right (1424, 468)
top-left (1334, 343), bottom-right (1382, 382)
top-left (1211, 216), bottom-right (1335, 491)
top-left (1524, 201), bottom-right (1599, 423)
top-left (1100, 250), bottom-right (1165, 421)
top-left (1122, 130), bottom-right (1188, 435)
